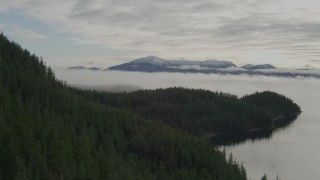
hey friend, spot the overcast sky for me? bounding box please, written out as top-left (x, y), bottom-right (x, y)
top-left (1, 0), bottom-right (320, 68)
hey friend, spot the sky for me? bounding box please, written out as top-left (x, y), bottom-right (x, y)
top-left (1, 0), bottom-right (320, 68)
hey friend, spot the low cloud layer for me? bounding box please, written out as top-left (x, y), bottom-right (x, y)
top-left (53, 69), bottom-right (320, 101)
top-left (1, 0), bottom-right (320, 66)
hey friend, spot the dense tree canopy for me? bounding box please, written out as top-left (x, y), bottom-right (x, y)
top-left (0, 32), bottom-right (300, 180)
top-left (75, 88), bottom-right (300, 136)
top-left (0, 32), bottom-right (247, 180)
top-left (241, 91), bottom-right (301, 118)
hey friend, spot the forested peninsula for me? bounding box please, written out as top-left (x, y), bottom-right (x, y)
top-left (77, 88), bottom-right (301, 136)
top-left (0, 33), bottom-right (300, 180)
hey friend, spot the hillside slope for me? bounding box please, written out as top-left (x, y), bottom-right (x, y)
top-left (0, 34), bottom-right (247, 179)
top-left (0, 33), bottom-right (301, 180)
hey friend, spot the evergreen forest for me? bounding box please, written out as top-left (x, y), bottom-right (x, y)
top-left (0, 33), bottom-right (300, 180)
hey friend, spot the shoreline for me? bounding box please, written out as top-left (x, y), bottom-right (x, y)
top-left (206, 127), bottom-right (268, 138)
top-left (207, 112), bottom-right (301, 138)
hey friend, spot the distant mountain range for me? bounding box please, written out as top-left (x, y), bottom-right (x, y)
top-left (68, 56), bottom-right (320, 78)
top-left (241, 64), bottom-right (276, 70)
top-left (108, 56), bottom-right (240, 71)
top-left (69, 66), bottom-right (101, 71)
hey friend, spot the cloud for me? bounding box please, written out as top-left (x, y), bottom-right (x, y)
top-left (210, 14), bottom-right (320, 49)
top-left (1, 0), bottom-right (320, 63)
top-left (0, 23), bottom-right (47, 41)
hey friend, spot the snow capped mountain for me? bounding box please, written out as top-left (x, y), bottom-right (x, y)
top-left (127, 56), bottom-right (236, 68)
top-left (67, 56), bottom-right (320, 78)
top-left (108, 56), bottom-right (236, 71)
top-left (131, 56), bottom-right (166, 65)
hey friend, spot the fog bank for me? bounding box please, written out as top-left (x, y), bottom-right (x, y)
top-left (54, 69), bottom-right (319, 98)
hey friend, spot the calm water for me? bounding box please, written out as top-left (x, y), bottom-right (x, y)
top-left (55, 69), bottom-right (320, 180)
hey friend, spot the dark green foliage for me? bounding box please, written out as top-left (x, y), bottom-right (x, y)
top-left (0, 33), bottom-right (247, 179)
top-left (0, 33), bottom-right (300, 180)
top-left (241, 91), bottom-right (301, 118)
top-left (75, 88), bottom-right (300, 136)
top-left (261, 173), bottom-right (268, 180)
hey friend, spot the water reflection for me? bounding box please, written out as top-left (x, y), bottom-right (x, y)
top-left (212, 114), bottom-right (300, 146)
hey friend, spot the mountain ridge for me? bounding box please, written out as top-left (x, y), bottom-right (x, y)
top-left (68, 56), bottom-right (274, 71)
top-left (67, 56), bottom-right (320, 78)
top-left (69, 65), bottom-right (101, 71)
top-left (241, 64), bottom-right (276, 70)
top-left (108, 56), bottom-right (238, 71)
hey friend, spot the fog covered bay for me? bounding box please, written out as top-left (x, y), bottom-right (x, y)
top-left (54, 69), bottom-right (318, 99)
top-left (55, 69), bottom-right (320, 180)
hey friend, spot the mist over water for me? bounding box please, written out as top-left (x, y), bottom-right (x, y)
top-left (54, 69), bottom-right (316, 96)
top-left (55, 69), bottom-right (320, 180)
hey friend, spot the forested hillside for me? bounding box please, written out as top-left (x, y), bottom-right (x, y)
top-left (0, 33), bottom-right (248, 179)
top-left (76, 88), bottom-right (301, 135)
top-left (241, 91), bottom-right (301, 118)
top-left (0, 33), bottom-right (300, 180)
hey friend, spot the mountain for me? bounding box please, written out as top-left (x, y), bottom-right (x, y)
top-left (131, 55), bottom-right (166, 65)
top-left (65, 56), bottom-right (320, 78)
top-left (69, 66), bottom-right (101, 71)
top-left (241, 64), bottom-right (276, 70)
top-left (108, 55), bottom-right (236, 72)
top-left (105, 56), bottom-right (320, 78)
top-left (69, 65), bottom-right (86, 70)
